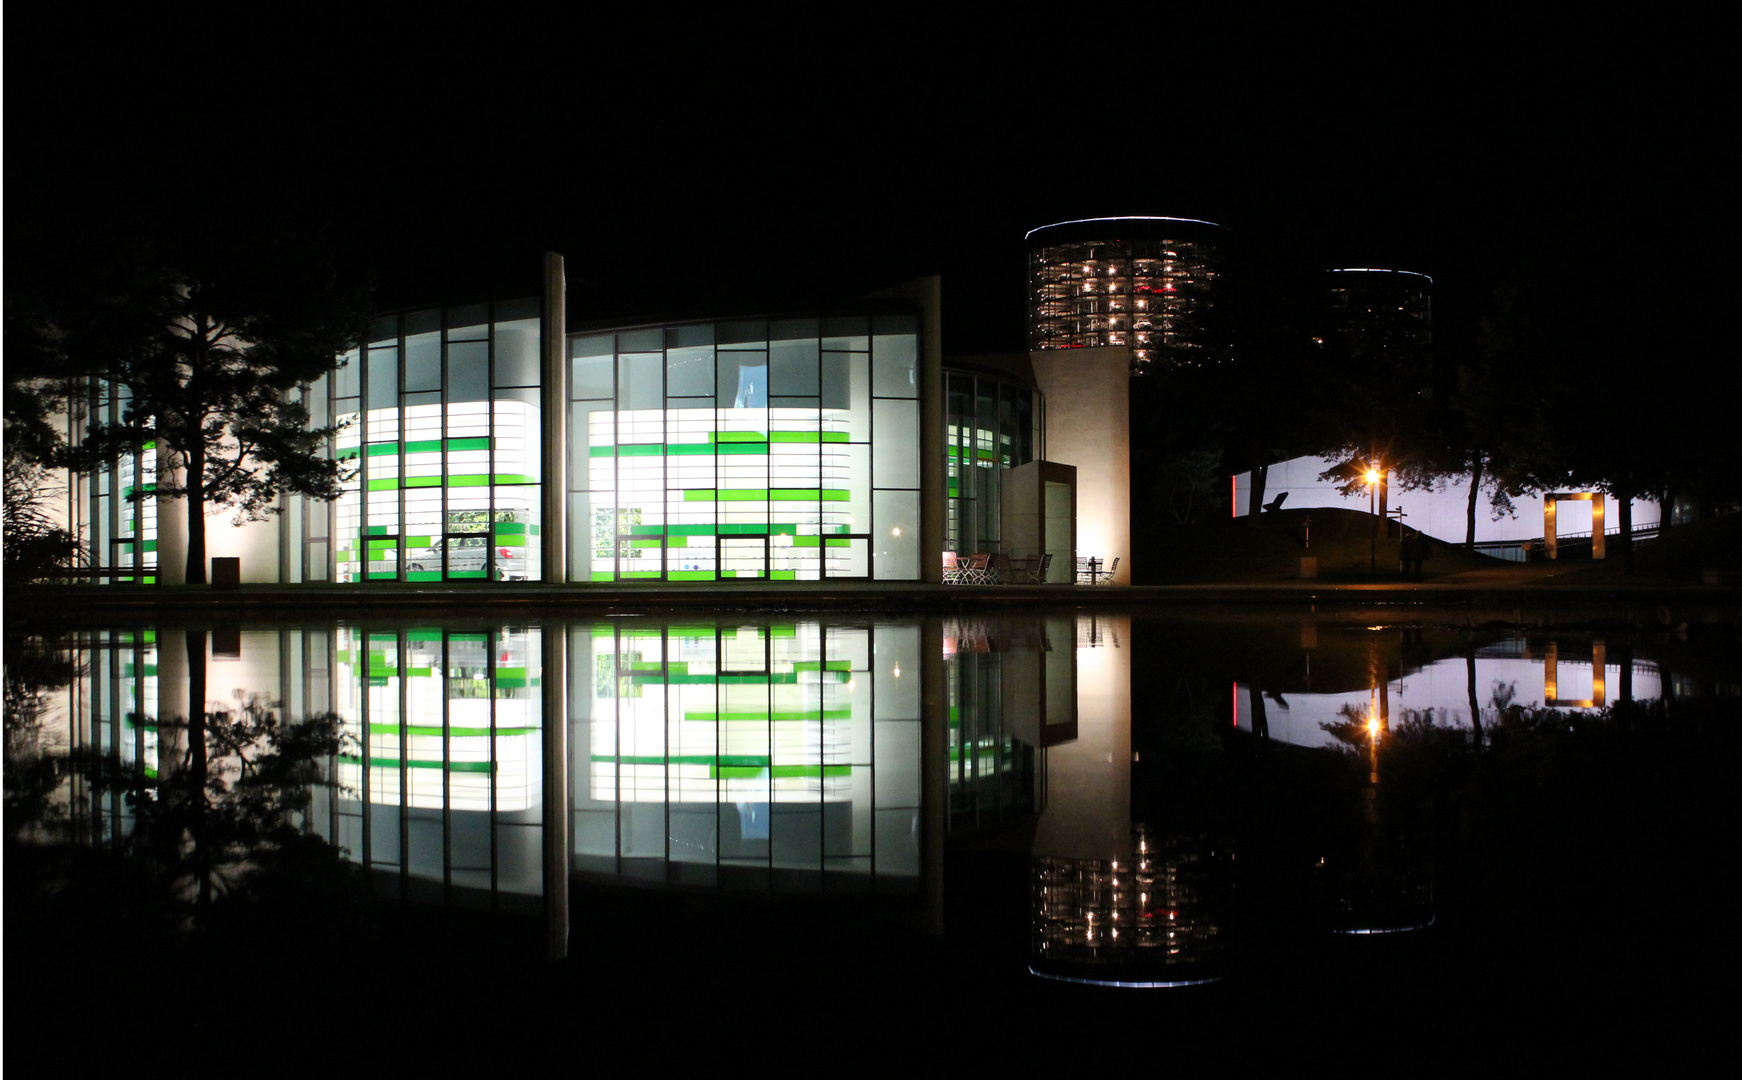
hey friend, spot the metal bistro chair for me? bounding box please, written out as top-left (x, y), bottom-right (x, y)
top-left (942, 551), bottom-right (961, 584)
top-left (988, 553), bottom-right (1012, 585)
top-left (1075, 556), bottom-right (1096, 584)
top-left (1031, 553), bottom-right (1053, 584)
top-left (962, 552), bottom-right (992, 584)
top-left (1093, 556), bottom-right (1119, 585)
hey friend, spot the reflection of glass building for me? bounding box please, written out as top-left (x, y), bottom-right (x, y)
top-left (328, 626), bottom-right (546, 902)
top-left (1027, 216), bottom-right (1229, 374)
top-left (942, 616), bottom-right (1075, 833)
top-left (571, 619), bottom-right (921, 890)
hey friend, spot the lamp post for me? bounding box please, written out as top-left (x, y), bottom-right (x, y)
top-left (1365, 466), bottom-right (1381, 574)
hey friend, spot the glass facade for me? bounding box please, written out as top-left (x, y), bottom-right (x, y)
top-left (76, 283), bottom-right (970, 588)
top-left (80, 382), bottom-right (158, 583)
top-left (570, 312), bottom-right (921, 582)
top-left (317, 300), bottom-right (544, 583)
top-left (1027, 217), bottom-right (1228, 374)
top-left (943, 369), bottom-right (1042, 555)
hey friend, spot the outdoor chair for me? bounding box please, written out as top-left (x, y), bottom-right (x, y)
top-left (1092, 556), bottom-right (1119, 585)
top-left (961, 553), bottom-right (992, 584)
top-left (942, 551), bottom-right (961, 584)
top-left (988, 553), bottom-right (1012, 584)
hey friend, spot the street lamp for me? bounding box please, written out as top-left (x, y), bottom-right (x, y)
top-left (1365, 465), bottom-right (1381, 573)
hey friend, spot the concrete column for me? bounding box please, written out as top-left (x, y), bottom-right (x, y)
top-left (1029, 347), bottom-right (1131, 584)
top-left (541, 252), bottom-right (569, 583)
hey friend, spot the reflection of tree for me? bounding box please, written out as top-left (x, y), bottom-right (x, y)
top-left (1489, 679), bottom-right (1518, 713)
top-left (71, 691), bottom-right (358, 923)
top-left (3, 628), bottom-right (78, 839)
top-left (1319, 701), bottom-right (1378, 749)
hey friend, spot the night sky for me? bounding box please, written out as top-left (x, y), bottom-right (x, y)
top-left (9, 10), bottom-right (1732, 356)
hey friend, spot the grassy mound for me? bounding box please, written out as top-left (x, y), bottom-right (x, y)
top-left (1634, 513), bottom-right (1742, 581)
top-left (1140, 507), bottom-right (1506, 585)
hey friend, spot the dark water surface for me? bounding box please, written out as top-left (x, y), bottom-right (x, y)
top-left (7, 608), bottom-right (1735, 1063)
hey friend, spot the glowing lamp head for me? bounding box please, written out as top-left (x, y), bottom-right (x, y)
top-left (1364, 468), bottom-right (1381, 485)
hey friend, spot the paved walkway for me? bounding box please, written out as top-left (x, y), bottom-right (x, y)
top-left (9, 567), bottom-right (1739, 621)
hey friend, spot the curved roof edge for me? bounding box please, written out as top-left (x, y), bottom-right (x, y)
top-left (1024, 215), bottom-right (1230, 242)
top-left (1328, 267), bottom-right (1434, 284)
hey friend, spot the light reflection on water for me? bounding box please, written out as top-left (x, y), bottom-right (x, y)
top-left (1235, 637), bottom-right (1667, 749)
top-left (17, 611), bottom-right (1733, 980)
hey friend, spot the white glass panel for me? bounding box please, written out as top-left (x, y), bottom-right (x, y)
top-left (873, 490), bottom-right (919, 580)
top-left (871, 331), bottom-right (918, 398)
top-left (493, 318), bottom-right (540, 387)
top-left (872, 398), bottom-right (919, 489)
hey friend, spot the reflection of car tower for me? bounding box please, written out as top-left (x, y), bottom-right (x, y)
top-left (1027, 216), bottom-right (1229, 375)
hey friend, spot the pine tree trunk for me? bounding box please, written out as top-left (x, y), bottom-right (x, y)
top-left (1465, 455), bottom-right (1484, 553)
top-left (185, 444), bottom-right (206, 584)
top-left (1615, 485), bottom-right (1635, 576)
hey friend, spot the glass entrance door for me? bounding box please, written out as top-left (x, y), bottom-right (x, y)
top-left (718, 536), bottom-right (769, 579)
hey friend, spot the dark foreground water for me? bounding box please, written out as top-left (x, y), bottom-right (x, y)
top-left (7, 608), bottom-right (1735, 1064)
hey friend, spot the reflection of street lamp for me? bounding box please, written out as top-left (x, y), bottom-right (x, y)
top-left (1365, 466), bottom-right (1381, 573)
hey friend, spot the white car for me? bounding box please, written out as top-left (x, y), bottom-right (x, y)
top-left (405, 535), bottom-right (527, 580)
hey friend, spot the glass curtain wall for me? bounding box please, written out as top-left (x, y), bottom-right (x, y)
top-left (569, 619), bottom-right (921, 890)
top-left (569, 312), bottom-right (921, 582)
top-left (320, 299), bottom-right (542, 584)
top-left (943, 371), bottom-right (1040, 556)
top-left (82, 381), bottom-right (158, 583)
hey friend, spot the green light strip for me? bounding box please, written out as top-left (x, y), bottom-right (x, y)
top-left (592, 754), bottom-right (853, 780)
top-left (339, 755), bottom-right (494, 773)
top-left (366, 723), bottom-right (538, 737)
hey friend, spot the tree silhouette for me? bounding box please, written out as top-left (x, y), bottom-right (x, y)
top-left (27, 226), bottom-right (370, 583)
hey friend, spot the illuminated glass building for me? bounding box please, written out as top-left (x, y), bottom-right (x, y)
top-left (1026, 216), bottom-right (1229, 374)
top-left (69, 260), bottom-right (1131, 585)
